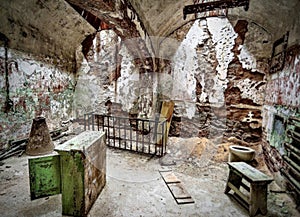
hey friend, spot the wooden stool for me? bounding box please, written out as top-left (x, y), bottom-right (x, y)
top-left (225, 162), bottom-right (273, 217)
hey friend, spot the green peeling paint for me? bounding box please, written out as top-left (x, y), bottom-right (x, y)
top-left (59, 151), bottom-right (85, 216)
top-left (29, 151), bottom-right (85, 216)
top-left (270, 115), bottom-right (286, 152)
top-left (28, 155), bottom-right (61, 200)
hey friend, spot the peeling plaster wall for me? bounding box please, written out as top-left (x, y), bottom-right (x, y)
top-left (125, 5), bottom-right (153, 57)
top-left (171, 18), bottom-right (236, 117)
top-left (74, 30), bottom-right (118, 117)
top-left (168, 18), bottom-right (267, 142)
top-left (171, 19), bottom-right (204, 118)
top-left (0, 47), bottom-right (75, 147)
top-left (0, 0), bottom-right (95, 70)
top-left (116, 45), bottom-right (139, 112)
top-left (262, 46), bottom-right (300, 174)
top-left (0, 29), bottom-right (143, 147)
top-left (0, 17), bottom-right (273, 147)
top-left (265, 55), bottom-right (300, 108)
top-left (74, 30), bottom-right (141, 118)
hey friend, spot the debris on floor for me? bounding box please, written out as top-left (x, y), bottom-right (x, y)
top-left (0, 134), bottom-right (299, 217)
top-left (160, 170), bottom-right (195, 205)
top-left (91, 148), bottom-right (246, 217)
top-left (159, 137), bottom-right (217, 168)
top-left (0, 126), bottom-right (69, 161)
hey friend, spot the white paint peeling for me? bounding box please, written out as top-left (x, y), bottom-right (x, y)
top-left (238, 45), bottom-right (257, 71)
top-left (19, 61), bottom-right (37, 76)
top-left (207, 19), bottom-right (235, 103)
top-left (77, 57), bottom-right (90, 76)
top-left (207, 17), bottom-right (236, 79)
top-left (93, 36), bottom-right (98, 62)
top-left (235, 78), bottom-right (265, 104)
top-left (171, 17), bottom-right (239, 118)
top-left (199, 74), bottom-right (208, 102)
top-left (116, 44), bottom-right (139, 112)
top-left (172, 19), bottom-right (208, 118)
top-left (0, 47), bottom-right (75, 128)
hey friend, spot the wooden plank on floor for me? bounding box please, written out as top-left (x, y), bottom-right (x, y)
top-left (160, 171), bottom-right (181, 184)
top-left (176, 198), bottom-right (195, 205)
top-left (159, 170), bottom-right (194, 204)
top-left (168, 183), bottom-right (192, 199)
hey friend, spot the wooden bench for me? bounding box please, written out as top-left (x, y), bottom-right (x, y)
top-left (225, 162), bottom-right (273, 217)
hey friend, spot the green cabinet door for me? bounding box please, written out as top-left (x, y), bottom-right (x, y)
top-left (59, 151), bottom-right (85, 217)
top-left (28, 154), bottom-right (61, 200)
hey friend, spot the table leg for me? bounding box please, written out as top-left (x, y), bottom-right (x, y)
top-left (249, 183), bottom-right (268, 216)
top-left (225, 169), bottom-right (242, 194)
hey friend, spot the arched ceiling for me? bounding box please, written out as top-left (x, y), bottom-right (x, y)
top-left (129, 0), bottom-right (300, 45)
top-left (128, 0), bottom-right (196, 37)
top-left (228, 0), bottom-right (300, 46)
top-left (128, 0), bottom-right (300, 60)
top-left (0, 0), bottom-right (95, 70)
top-left (0, 0), bottom-right (299, 68)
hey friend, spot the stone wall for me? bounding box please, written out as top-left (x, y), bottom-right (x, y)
top-left (225, 20), bottom-right (267, 143)
top-left (75, 17), bottom-right (269, 144)
top-left (262, 45), bottom-right (300, 174)
top-left (162, 17), bottom-right (268, 144)
top-left (73, 29), bottom-right (144, 118)
top-left (1, 14), bottom-right (297, 158)
top-left (0, 47), bottom-right (75, 148)
top-left (73, 30), bottom-right (119, 117)
top-left (0, 28), bottom-right (152, 148)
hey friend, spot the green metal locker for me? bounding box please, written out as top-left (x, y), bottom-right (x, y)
top-left (28, 131), bottom-right (106, 217)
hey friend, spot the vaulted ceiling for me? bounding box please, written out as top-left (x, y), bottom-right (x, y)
top-left (0, 0), bottom-right (299, 69)
top-left (128, 0), bottom-right (299, 44)
top-left (0, 0), bottom-right (95, 69)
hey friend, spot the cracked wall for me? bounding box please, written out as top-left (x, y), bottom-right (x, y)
top-left (225, 19), bottom-right (267, 143)
top-left (74, 30), bottom-right (119, 117)
top-left (73, 29), bottom-right (143, 118)
top-left (1, 13), bottom-right (296, 155)
top-left (165, 17), bottom-right (267, 143)
top-left (262, 45), bottom-right (300, 174)
top-left (0, 47), bottom-right (75, 147)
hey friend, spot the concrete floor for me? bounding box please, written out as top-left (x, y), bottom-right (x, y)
top-left (0, 138), bottom-right (299, 217)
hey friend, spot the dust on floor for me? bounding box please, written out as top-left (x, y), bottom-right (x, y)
top-left (0, 137), bottom-right (299, 217)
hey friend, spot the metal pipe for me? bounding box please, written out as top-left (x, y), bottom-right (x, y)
top-left (291, 152), bottom-right (300, 163)
top-left (287, 129), bottom-right (300, 142)
top-left (107, 116), bottom-right (110, 145)
top-left (183, 0), bottom-right (249, 19)
top-left (284, 160), bottom-right (300, 181)
top-left (281, 169), bottom-right (300, 195)
top-left (284, 143), bottom-right (300, 156)
top-left (84, 114), bottom-right (86, 131)
top-left (118, 118), bottom-right (121, 148)
top-left (289, 116), bottom-right (300, 123)
top-left (92, 113), bottom-right (95, 131)
top-left (142, 119), bottom-right (145, 152)
top-left (283, 155), bottom-right (300, 174)
top-left (113, 117), bottom-right (115, 147)
top-left (265, 146), bottom-right (281, 172)
top-left (135, 119), bottom-right (138, 151)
